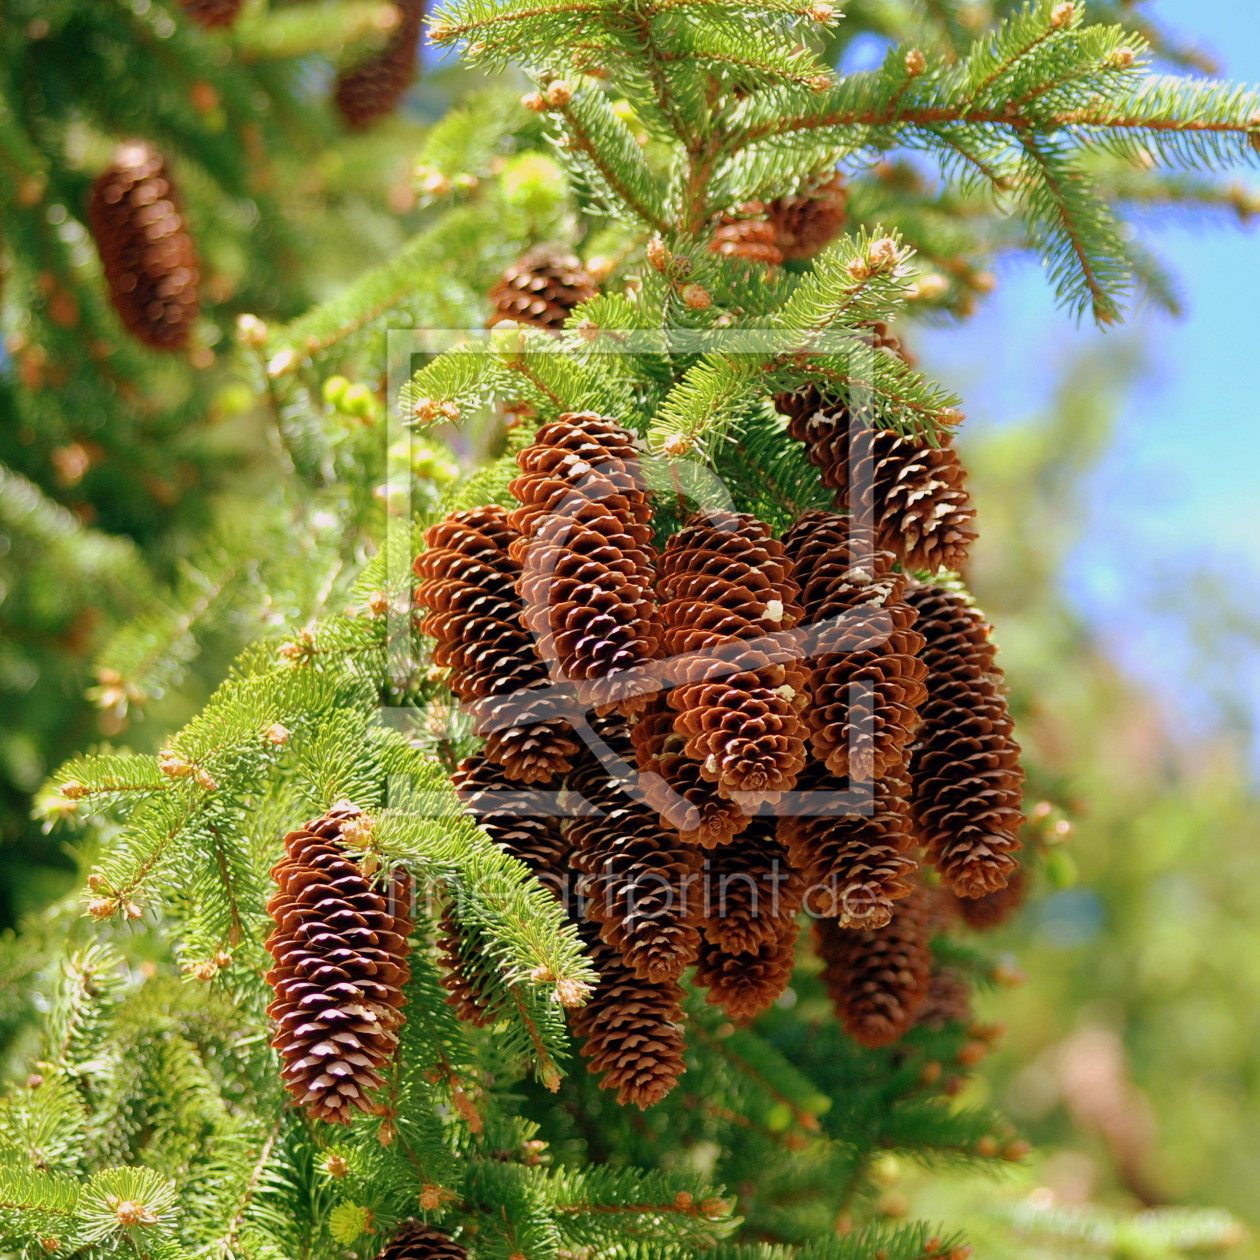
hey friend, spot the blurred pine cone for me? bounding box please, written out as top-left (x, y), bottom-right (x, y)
top-left (334, 0), bottom-right (425, 130)
top-left (177, 0), bottom-right (244, 27)
top-left (696, 930), bottom-right (798, 1021)
top-left (569, 928), bottom-right (687, 1108)
top-left (659, 510), bottom-right (808, 806)
top-left (783, 511), bottom-right (926, 782)
top-left (415, 505), bottom-right (581, 783)
top-left (709, 208), bottom-right (784, 266)
top-left (814, 883), bottom-right (932, 1049)
top-left (766, 172), bottom-right (848, 260)
top-left (779, 760), bottom-right (917, 929)
top-left (87, 141), bottom-right (200, 351)
top-left (914, 965), bottom-right (973, 1030)
top-left (509, 414), bottom-right (661, 714)
top-left (265, 801), bottom-right (412, 1124)
top-left (955, 869), bottom-right (1026, 929)
top-left (906, 583), bottom-right (1023, 899)
top-left (375, 1222), bottom-right (467, 1260)
top-left (436, 904), bottom-right (496, 1027)
top-left (776, 379), bottom-right (976, 575)
top-left (487, 246), bottom-right (598, 330)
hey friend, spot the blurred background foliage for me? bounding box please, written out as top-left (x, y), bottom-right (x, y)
top-left (2, 0), bottom-right (1259, 1254)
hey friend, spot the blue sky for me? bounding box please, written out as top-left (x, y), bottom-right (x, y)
top-left (915, 0), bottom-right (1260, 761)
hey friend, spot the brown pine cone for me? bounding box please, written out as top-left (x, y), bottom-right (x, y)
top-left (334, 0), bottom-right (425, 130)
top-left (779, 761), bottom-right (917, 930)
top-left (265, 801), bottom-right (412, 1124)
top-left (509, 414), bottom-right (661, 715)
top-left (659, 511), bottom-right (808, 806)
top-left (87, 141), bottom-right (200, 351)
top-left (766, 172), bottom-right (848, 260)
top-left (956, 869), bottom-right (1027, 929)
top-left (569, 928), bottom-right (687, 1108)
top-left (374, 1222), bottom-right (467, 1260)
top-left (914, 966), bottom-right (973, 1030)
top-left (177, 0), bottom-right (244, 27)
top-left (906, 583), bottom-right (1023, 899)
top-left (702, 818), bottom-right (802, 955)
top-left (695, 927), bottom-right (798, 1021)
top-left (631, 699), bottom-right (752, 848)
top-left (814, 883), bottom-right (932, 1049)
top-left (776, 382), bottom-right (976, 575)
top-left (451, 754), bottom-right (571, 890)
top-left (565, 750), bottom-right (702, 983)
top-left (783, 511), bottom-right (926, 782)
top-left (709, 207), bottom-right (784, 266)
top-left (415, 505), bottom-right (581, 783)
top-left (487, 246), bottom-right (599, 330)
top-left (436, 904), bottom-right (496, 1027)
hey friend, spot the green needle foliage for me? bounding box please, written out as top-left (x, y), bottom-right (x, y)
top-left (1, 0), bottom-right (1258, 1257)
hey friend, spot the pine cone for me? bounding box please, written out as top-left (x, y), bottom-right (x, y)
top-left (451, 754), bottom-right (571, 889)
top-left (87, 141), bottom-right (200, 351)
top-left (695, 818), bottom-right (802, 1020)
top-left (374, 1222), bottom-right (467, 1260)
top-left (906, 583), bottom-right (1023, 899)
top-left (436, 904), bottom-right (496, 1027)
top-left (565, 748), bottom-right (703, 983)
top-left (776, 381), bottom-right (976, 575)
top-left (177, 0), bottom-right (244, 27)
top-left (914, 966), bottom-right (973, 1030)
top-left (658, 511), bottom-right (808, 806)
top-left (766, 172), bottom-right (848, 260)
top-left (334, 0), bottom-right (425, 130)
top-left (487, 247), bottom-right (598, 330)
top-left (814, 884), bottom-right (932, 1049)
top-left (702, 819), bottom-right (802, 955)
top-left (779, 761), bottom-right (917, 930)
top-left (631, 699), bottom-right (752, 848)
top-left (783, 511), bottom-right (926, 782)
top-left (569, 928), bottom-right (687, 1108)
top-left (509, 414), bottom-right (661, 715)
top-left (695, 928), bottom-right (798, 1021)
top-left (265, 802), bottom-right (412, 1124)
top-left (709, 207), bottom-right (784, 266)
top-left (415, 505), bottom-right (581, 783)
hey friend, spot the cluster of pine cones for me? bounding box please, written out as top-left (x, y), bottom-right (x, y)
top-left (413, 389), bottom-right (1024, 1108)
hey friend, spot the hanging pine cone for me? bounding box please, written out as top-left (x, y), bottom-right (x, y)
top-left (702, 819), bottom-right (802, 955)
top-left (487, 246), bottom-right (599, 330)
top-left (955, 869), bottom-right (1026, 929)
top-left (87, 141), bottom-right (200, 352)
top-left (779, 761), bottom-right (917, 929)
top-left (415, 506), bottom-right (581, 783)
top-left (709, 206), bottom-right (784, 266)
top-left (436, 904), bottom-right (497, 1027)
top-left (658, 510), bottom-right (808, 806)
top-left (509, 414), bottom-right (661, 715)
top-left (177, 0), bottom-right (244, 27)
top-left (775, 380), bottom-right (976, 575)
top-left (265, 801), bottom-right (413, 1124)
top-left (334, 0), bottom-right (425, 130)
top-left (695, 819), bottom-right (802, 1020)
top-left (569, 928), bottom-right (687, 1108)
top-left (374, 1222), bottom-right (467, 1260)
top-left (783, 511), bottom-right (926, 783)
top-left (905, 583), bottom-right (1023, 899)
top-left (814, 884), bottom-right (932, 1049)
top-left (452, 753), bottom-right (571, 889)
top-left (631, 698), bottom-right (752, 848)
top-left (766, 172), bottom-right (849, 260)
top-left (565, 744), bottom-right (703, 983)
top-left (914, 965), bottom-right (973, 1030)
top-left (696, 930), bottom-right (798, 1021)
